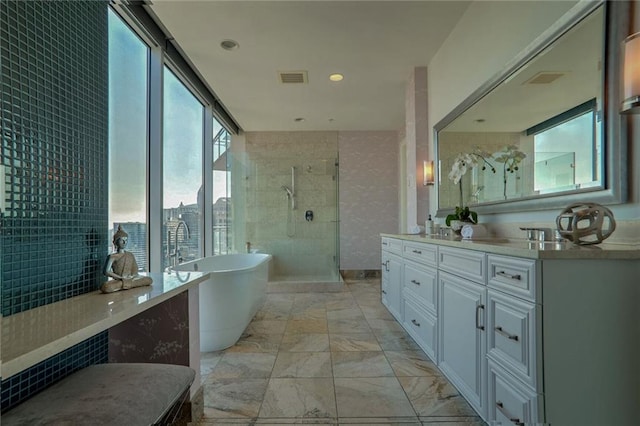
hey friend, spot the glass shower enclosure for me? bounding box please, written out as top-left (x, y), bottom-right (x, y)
top-left (230, 132), bottom-right (341, 284)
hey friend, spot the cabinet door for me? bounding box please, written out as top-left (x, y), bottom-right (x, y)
top-left (403, 260), bottom-right (437, 315)
top-left (381, 251), bottom-right (402, 321)
top-left (381, 237), bottom-right (402, 254)
top-left (487, 289), bottom-right (540, 390)
top-left (438, 270), bottom-right (487, 419)
top-left (402, 241), bottom-right (438, 266)
top-left (487, 359), bottom-right (543, 425)
top-left (439, 246), bottom-right (486, 285)
top-left (403, 298), bottom-right (437, 362)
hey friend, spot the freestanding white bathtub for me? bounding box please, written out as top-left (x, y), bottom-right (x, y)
top-left (174, 253), bottom-right (272, 352)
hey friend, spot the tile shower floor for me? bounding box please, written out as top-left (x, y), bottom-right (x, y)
top-left (197, 278), bottom-right (486, 425)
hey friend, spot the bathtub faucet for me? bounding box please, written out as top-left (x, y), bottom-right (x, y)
top-left (168, 220), bottom-right (191, 267)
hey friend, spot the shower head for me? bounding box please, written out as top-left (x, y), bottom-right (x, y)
top-left (281, 186), bottom-right (293, 197)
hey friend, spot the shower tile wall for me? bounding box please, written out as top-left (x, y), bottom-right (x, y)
top-left (244, 132), bottom-right (338, 279)
top-left (0, 1), bottom-right (109, 411)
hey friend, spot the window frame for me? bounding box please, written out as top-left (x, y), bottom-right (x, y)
top-left (108, 4), bottom-right (236, 271)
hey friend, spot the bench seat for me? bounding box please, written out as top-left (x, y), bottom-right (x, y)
top-left (2, 363), bottom-right (195, 426)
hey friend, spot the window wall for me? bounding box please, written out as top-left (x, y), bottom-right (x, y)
top-left (107, 6), bottom-right (237, 273)
top-left (108, 9), bottom-right (149, 270)
top-left (162, 67), bottom-right (204, 270)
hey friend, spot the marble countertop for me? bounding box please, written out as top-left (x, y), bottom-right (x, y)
top-left (1, 271), bottom-right (208, 379)
top-left (381, 233), bottom-right (640, 260)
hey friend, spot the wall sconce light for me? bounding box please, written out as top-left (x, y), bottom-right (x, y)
top-left (621, 32), bottom-right (640, 114)
top-left (423, 160), bottom-right (435, 186)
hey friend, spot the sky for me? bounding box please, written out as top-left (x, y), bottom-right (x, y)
top-left (108, 9), bottom-right (147, 223)
top-left (108, 9), bottom-right (228, 225)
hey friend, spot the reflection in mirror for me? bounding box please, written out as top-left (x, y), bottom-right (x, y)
top-left (531, 99), bottom-right (600, 194)
top-left (435, 1), bottom-right (627, 214)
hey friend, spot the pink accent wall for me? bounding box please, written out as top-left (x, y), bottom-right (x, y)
top-left (405, 67), bottom-right (430, 226)
top-left (339, 131), bottom-right (399, 270)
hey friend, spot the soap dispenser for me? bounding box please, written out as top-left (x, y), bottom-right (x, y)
top-left (426, 214), bottom-right (434, 235)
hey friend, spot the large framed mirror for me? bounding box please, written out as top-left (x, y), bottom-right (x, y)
top-left (434, 0), bottom-right (628, 215)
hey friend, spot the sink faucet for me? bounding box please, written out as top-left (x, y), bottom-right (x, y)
top-left (168, 220), bottom-right (191, 267)
top-left (519, 227), bottom-right (552, 242)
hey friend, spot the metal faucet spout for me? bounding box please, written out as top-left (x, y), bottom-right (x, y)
top-left (169, 220), bottom-right (191, 267)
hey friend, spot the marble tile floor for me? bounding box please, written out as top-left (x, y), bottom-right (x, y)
top-left (196, 278), bottom-right (486, 426)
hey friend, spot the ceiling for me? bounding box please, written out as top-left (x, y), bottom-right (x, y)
top-left (146, 1), bottom-right (471, 132)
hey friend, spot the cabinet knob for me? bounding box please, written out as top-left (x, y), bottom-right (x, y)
top-left (411, 319), bottom-right (421, 327)
top-left (410, 279), bottom-right (421, 286)
top-left (412, 249), bottom-right (422, 254)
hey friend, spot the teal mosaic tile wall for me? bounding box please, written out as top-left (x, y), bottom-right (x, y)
top-left (1, 1), bottom-right (108, 315)
top-left (1, 332), bottom-right (109, 412)
top-left (0, 0), bottom-right (109, 412)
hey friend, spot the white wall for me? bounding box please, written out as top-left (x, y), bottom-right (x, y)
top-left (339, 131), bottom-right (399, 270)
top-left (427, 0), bottom-right (640, 240)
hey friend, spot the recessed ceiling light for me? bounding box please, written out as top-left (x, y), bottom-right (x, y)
top-left (220, 39), bottom-right (239, 51)
top-left (294, 117), bottom-right (305, 122)
top-left (329, 73), bottom-right (344, 82)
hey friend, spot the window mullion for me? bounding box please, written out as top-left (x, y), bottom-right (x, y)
top-left (148, 45), bottom-right (164, 273)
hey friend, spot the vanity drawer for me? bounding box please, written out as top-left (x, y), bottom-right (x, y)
top-left (487, 290), bottom-right (540, 390)
top-left (402, 241), bottom-right (438, 266)
top-left (382, 237), bottom-right (402, 254)
top-left (403, 298), bottom-right (437, 362)
top-left (403, 260), bottom-right (437, 315)
top-left (488, 359), bottom-right (543, 425)
top-left (488, 255), bottom-right (538, 302)
top-left (438, 246), bottom-right (486, 284)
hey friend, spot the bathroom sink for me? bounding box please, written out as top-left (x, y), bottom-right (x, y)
top-left (460, 237), bottom-right (512, 243)
top-left (461, 238), bottom-right (573, 250)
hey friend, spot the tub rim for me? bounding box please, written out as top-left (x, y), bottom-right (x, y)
top-left (173, 253), bottom-right (272, 274)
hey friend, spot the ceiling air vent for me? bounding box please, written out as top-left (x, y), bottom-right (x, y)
top-left (524, 72), bottom-right (566, 85)
top-left (278, 71), bottom-right (308, 84)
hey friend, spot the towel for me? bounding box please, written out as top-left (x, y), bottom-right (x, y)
top-left (461, 224), bottom-right (488, 239)
top-left (408, 225), bottom-right (422, 235)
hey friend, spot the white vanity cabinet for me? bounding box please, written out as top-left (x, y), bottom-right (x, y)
top-left (381, 237), bottom-right (402, 321)
top-left (381, 234), bottom-right (640, 425)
